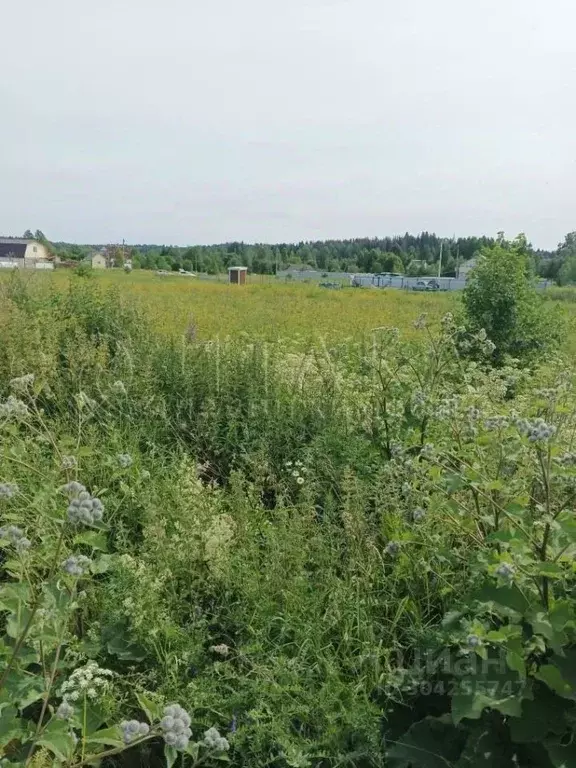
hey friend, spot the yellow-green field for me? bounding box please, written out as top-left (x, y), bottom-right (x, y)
top-left (16, 270), bottom-right (456, 342)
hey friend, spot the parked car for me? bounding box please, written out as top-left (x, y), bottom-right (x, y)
top-left (426, 279), bottom-right (440, 291)
top-left (413, 280), bottom-right (429, 291)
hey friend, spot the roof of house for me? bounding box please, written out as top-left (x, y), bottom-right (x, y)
top-left (0, 242), bottom-right (27, 258)
top-left (0, 238), bottom-right (35, 245)
top-left (228, 265), bottom-right (248, 270)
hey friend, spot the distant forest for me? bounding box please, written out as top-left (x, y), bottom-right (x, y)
top-left (17, 228), bottom-right (576, 282)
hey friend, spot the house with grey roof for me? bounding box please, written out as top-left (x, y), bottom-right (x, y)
top-left (0, 238), bottom-right (51, 267)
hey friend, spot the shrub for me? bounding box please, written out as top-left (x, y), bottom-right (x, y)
top-left (462, 234), bottom-right (563, 364)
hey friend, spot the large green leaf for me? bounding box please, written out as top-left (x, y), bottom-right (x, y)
top-left (451, 655), bottom-right (526, 724)
top-left (452, 690), bottom-right (523, 725)
top-left (545, 739), bottom-right (576, 768)
top-left (509, 686), bottom-right (570, 743)
top-left (73, 530), bottom-right (108, 551)
top-left (86, 725), bottom-right (124, 747)
top-left (37, 719), bottom-right (76, 762)
top-left (387, 716), bottom-right (466, 768)
top-left (534, 665), bottom-right (573, 698)
top-left (136, 692), bottom-right (163, 723)
top-left (472, 583), bottom-right (530, 615)
top-left (165, 744), bottom-right (178, 768)
top-left (455, 723), bottom-right (515, 767)
top-left (0, 706), bottom-right (25, 749)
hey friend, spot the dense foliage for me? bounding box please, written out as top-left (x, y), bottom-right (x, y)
top-left (46, 233), bottom-right (494, 276)
top-left (463, 235), bottom-right (564, 364)
top-left (2, 275), bottom-right (576, 766)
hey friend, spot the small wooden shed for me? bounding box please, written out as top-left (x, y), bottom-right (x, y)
top-left (228, 266), bottom-right (248, 285)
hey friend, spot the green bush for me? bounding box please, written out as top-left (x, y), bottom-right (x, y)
top-left (462, 234), bottom-right (564, 364)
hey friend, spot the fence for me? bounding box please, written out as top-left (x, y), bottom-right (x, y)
top-left (0, 258), bottom-right (54, 271)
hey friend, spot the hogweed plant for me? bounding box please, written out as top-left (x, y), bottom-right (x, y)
top-left (0, 379), bottom-right (231, 767)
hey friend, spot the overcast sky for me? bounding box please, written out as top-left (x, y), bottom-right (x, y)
top-left (1, 0), bottom-right (575, 248)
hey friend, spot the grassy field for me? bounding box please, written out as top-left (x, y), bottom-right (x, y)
top-left (2, 272), bottom-right (576, 767)
top-left (12, 269), bottom-right (456, 342)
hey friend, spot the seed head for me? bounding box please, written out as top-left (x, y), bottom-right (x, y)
top-left (160, 704), bottom-right (192, 750)
top-left (412, 508), bottom-right (426, 522)
top-left (496, 562), bottom-right (515, 580)
top-left (120, 720), bottom-right (150, 744)
top-left (61, 455), bottom-right (77, 470)
top-left (203, 727), bottom-right (229, 751)
top-left (0, 483), bottom-right (18, 500)
top-left (117, 453), bottom-right (133, 469)
top-left (56, 702), bottom-right (74, 720)
top-left (384, 541), bottom-right (400, 557)
top-left (15, 537), bottom-right (31, 554)
top-left (9, 374), bottom-right (35, 393)
top-left (61, 554), bottom-right (91, 577)
top-left (210, 644), bottom-right (230, 657)
top-left (0, 524), bottom-right (25, 544)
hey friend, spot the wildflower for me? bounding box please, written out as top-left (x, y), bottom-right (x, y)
top-left (413, 313), bottom-right (427, 330)
top-left (110, 380), bottom-right (127, 396)
top-left (61, 554), bottom-right (91, 577)
top-left (435, 396), bottom-right (460, 421)
top-left (556, 452), bottom-right (576, 467)
top-left (120, 720), bottom-right (150, 744)
top-left (60, 662), bottom-right (113, 702)
top-left (526, 418), bottom-right (556, 443)
top-left (291, 470), bottom-right (300, 478)
top-left (161, 705), bottom-right (192, 751)
top-left (296, 476), bottom-right (305, 485)
top-left (117, 453), bottom-right (133, 469)
top-left (495, 563), bottom-right (515, 580)
top-left (484, 416), bottom-right (509, 431)
top-left (285, 461), bottom-right (293, 467)
top-left (0, 525), bottom-right (25, 544)
top-left (412, 508), bottom-right (426, 522)
top-left (60, 481), bottom-right (86, 495)
top-left (384, 541), bottom-right (400, 557)
top-left (467, 634), bottom-right (481, 648)
top-left (0, 483), bottom-right (18, 499)
top-left (61, 455), bottom-right (77, 470)
top-left (56, 701), bottom-right (74, 720)
top-left (65, 486), bottom-right (104, 526)
top-left (15, 537), bottom-right (31, 554)
top-left (210, 644), bottom-right (230, 657)
top-left (0, 396), bottom-right (29, 420)
top-left (203, 727), bottom-right (230, 752)
top-left (467, 406), bottom-right (481, 421)
top-left (402, 482), bottom-right (411, 495)
top-left (9, 374), bottom-right (35, 392)
top-left (420, 444), bottom-right (435, 459)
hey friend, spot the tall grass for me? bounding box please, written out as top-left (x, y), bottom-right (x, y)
top-left (1, 276), bottom-right (575, 767)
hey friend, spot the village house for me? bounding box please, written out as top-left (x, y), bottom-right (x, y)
top-left (0, 237), bottom-right (51, 266)
top-left (90, 249), bottom-right (109, 269)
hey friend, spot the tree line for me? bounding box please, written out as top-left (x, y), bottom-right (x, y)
top-left (18, 228), bottom-right (576, 282)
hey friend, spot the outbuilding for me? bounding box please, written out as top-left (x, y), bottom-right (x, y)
top-left (228, 266), bottom-right (247, 285)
